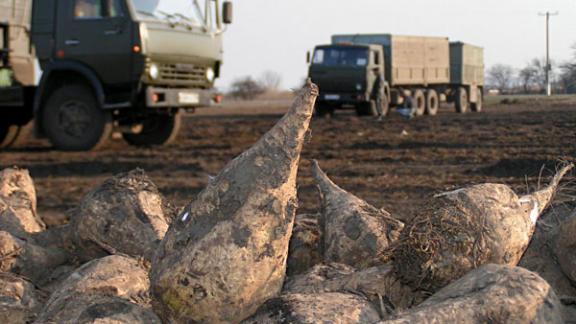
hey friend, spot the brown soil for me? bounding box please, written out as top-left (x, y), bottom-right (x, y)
top-left (0, 97), bottom-right (575, 224)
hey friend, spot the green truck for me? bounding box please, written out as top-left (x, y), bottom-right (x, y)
top-left (0, 0), bottom-right (232, 150)
top-left (308, 34), bottom-right (484, 117)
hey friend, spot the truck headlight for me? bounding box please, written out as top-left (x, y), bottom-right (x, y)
top-left (149, 63), bottom-right (159, 80)
top-left (206, 67), bottom-right (215, 82)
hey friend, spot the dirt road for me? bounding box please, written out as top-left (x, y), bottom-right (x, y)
top-left (1, 96), bottom-right (575, 225)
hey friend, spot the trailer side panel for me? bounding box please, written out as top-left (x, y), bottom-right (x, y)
top-left (450, 42), bottom-right (484, 87)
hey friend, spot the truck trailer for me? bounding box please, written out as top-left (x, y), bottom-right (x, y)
top-left (308, 34), bottom-right (484, 117)
top-left (0, 0), bottom-right (232, 150)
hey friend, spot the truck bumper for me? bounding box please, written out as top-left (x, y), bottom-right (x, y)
top-left (145, 86), bottom-right (221, 108)
top-left (318, 92), bottom-right (369, 106)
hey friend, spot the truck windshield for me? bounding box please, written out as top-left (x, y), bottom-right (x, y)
top-left (312, 48), bottom-right (369, 67)
top-left (131, 0), bottom-right (205, 27)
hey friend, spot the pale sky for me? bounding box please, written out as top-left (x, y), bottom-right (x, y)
top-left (216, 0), bottom-right (576, 90)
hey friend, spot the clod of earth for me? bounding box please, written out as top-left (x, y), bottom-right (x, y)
top-left (0, 167), bottom-right (45, 236)
top-left (150, 80), bottom-right (319, 323)
top-left (36, 255), bottom-right (153, 323)
top-left (312, 160), bottom-right (404, 269)
top-left (0, 272), bottom-right (41, 324)
top-left (383, 264), bottom-right (565, 324)
top-left (72, 169), bottom-right (172, 261)
top-left (284, 262), bottom-right (424, 319)
top-left (555, 209), bottom-right (576, 284)
top-left (0, 230), bottom-right (68, 286)
top-left (393, 164), bottom-right (573, 292)
top-left (287, 213), bottom-right (321, 276)
top-left (244, 292), bottom-right (381, 324)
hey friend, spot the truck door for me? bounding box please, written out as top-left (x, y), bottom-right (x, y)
top-left (55, 0), bottom-right (132, 87)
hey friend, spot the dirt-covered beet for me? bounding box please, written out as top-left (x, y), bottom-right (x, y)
top-left (71, 169), bottom-right (172, 261)
top-left (392, 164), bottom-right (573, 292)
top-left (284, 263), bottom-right (424, 318)
top-left (384, 264), bottom-right (565, 324)
top-left (0, 272), bottom-right (41, 323)
top-left (312, 160), bottom-right (404, 269)
top-left (244, 292), bottom-right (382, 324)
top-left (36, 294), bottom-right (161, 324)
top-left (0, 230), bottom-right (68, 286)
top-left (287, 213), bottom-right (321, 276)
top-left (150, 81), bottom-right (318, 323)
top-left (0, 167), bottom-right (45, 236)
top-left (36, 255), bottom-right (153, 323)
top-left (555, 209), bottom-right (576, 284)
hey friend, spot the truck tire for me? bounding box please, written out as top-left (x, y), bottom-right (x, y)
top-left (471, 89), bottom-right (483, 112)
top-left (455, 87), bottom-right (469, 113)
top-left (425, 90), bottom-right (439, 116)
top-left (315, 103), bottom-right (334, 118)
top-left (413, 90), bottom-right (426, 116)
top-left (123, 111), bottom-right (182, 147)
top-left (42, 85), bottom-right (112, 151)
top-left (355, 102), bottom-right (377, 117)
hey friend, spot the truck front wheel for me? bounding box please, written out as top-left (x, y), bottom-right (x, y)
top-left (123, 111), bottom-right (182, 147)
top-left (42, 85), bottom-right (112, 151)
top-left (455, 87), bottom-right (469, 113)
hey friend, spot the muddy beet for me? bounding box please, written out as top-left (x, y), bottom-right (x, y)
top-left (150, 81), bottom-right (318, 323)
top-left (244, 292), bottom-right (381, 324)
top-left (0, 272), bottom-right (41, 323)
top-left (385, 264), bottom-right (565, 323)
top-left (0, 167), bottom-right (45, 236)
top-left (37, 255), bottom-right (153, 323)
top-left (393, 164), bottom-right (573, 292)
top-left (312, 160), bottom-right (404, 269)
top-left (72, 169), bottom-right (172, 261)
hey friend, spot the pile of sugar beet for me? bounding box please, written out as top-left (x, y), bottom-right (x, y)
top-left (1, 81), bottom-right (576, 323)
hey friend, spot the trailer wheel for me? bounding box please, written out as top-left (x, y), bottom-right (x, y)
top-left (123, 111), bottom-right (182, 147)
top-left (355, 102), bottom-right (378, 117)
top-left (42, 85), bottom-right (112, 151)
top-left (315, 103), bottom-right (334, 118)
top-left (471, 89), bottom-right (483, 112)
top-left (455, 87), bottom-right (469, 113)
top-left (413, 90), bottom-right (426, 116)
top-left (425, 90), bottom-right (439, 116)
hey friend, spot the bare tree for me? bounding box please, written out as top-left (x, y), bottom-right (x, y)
top-left (487, 64), bottom-right (515, 93)
top-left (558, 43), bottom-right (576, 94)
top-left (259, 71), bottom-right (282, 92)
top-left (518, 65), bottom-right (538, 94)
top-left (229, 76), bottom-right (265, 100)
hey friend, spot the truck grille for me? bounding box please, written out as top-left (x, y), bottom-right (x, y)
top-left (158, 63), bottom-right (207, 87)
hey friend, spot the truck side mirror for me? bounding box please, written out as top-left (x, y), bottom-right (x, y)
top-left (223, 1), bottom-right (233, 24)
top-left (306, 51), bottom-right (311, 64)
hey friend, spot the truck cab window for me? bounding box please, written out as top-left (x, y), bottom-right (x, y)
top-left (75, 0), bottom-right (102, 18)
top-left (74, 0), bottom-right (123, 19)
top-left (373, 51), bottom-right (380, 65)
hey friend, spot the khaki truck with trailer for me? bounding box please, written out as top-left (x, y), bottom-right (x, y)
top-left (307, 34), bottom-right (484, 117)
top-left (0, 0), bottom-right (233, 150)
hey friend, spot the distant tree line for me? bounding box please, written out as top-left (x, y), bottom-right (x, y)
top-left (486, 43), bottom-right (576, 95)
top-left (228, 71), bottom-right (283, 100)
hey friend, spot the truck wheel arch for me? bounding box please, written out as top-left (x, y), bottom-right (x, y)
top-left (33, 62), bottom-right (106, 135)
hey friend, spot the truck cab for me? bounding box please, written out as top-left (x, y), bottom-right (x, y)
top-left (308, 44), bottom-right (387, 117)
top-left (0, 0), bottom-right (233, 150)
